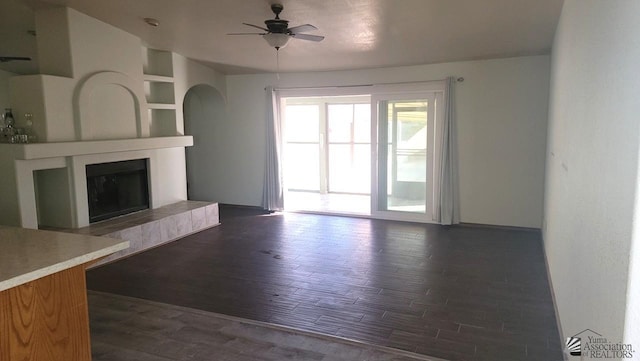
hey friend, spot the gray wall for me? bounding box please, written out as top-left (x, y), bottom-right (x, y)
top-left (184, 84), bottom-right (228, 202)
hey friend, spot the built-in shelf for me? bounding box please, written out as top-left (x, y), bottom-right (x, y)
top-left (0, 136), bottom-right (193, 160)
top-left (145, 76), bottom-right (175, 104)
top-left (142, 48), bottom-right (174, 78)
top-left (147, 103), bottom-right (177, 110)
top-left (142, 47), bottom-right (178, 137)
top-left (149, 109), bottom-right (177, 136)
top-left (143, 74), bottom-right (174, 83)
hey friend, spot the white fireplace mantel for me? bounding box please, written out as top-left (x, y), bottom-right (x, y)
top-left (0, 136), bottom-right (194, 230)
top-left (2, 136), bottom-right (193, 160)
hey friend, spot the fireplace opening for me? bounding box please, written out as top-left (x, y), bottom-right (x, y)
top-left (86, 159), bottom-right (149, 223)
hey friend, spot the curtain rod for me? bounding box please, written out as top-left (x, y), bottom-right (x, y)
top-left (265, 77), bottom-right (463, 91)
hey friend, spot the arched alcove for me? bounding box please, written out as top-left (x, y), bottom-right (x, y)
top-left (183, 84), bottom-right (226, 201)
top-left (75, 71), bottom-right (149, 140)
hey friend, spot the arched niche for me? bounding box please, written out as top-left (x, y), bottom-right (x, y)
top-left (75, 71), bottom-right (149, 140)
top-left (183, 84), bottom-right (226, 201)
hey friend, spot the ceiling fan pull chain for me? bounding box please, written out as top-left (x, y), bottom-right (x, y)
top-left (276, 49), bottom-right (281, 80)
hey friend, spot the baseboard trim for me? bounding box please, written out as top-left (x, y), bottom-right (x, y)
top-left (219, 203), bottom-right (266, 210)
top-left (540, 231), bottom-right (568, 361)
top-left (457, 222), bottom-right (541, 233)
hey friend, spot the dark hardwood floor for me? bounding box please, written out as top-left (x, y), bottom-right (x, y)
top-left (87, 206), bottom-right (563, 361)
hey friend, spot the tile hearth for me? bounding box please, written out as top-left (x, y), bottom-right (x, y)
top-left (45, 201), bottom-right (219, 268)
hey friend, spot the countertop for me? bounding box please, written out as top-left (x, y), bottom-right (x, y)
top-left (0, 226), bottom-right (129, 292)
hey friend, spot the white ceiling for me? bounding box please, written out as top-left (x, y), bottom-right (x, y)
top-left (0, 0), bottom-right (563, 75)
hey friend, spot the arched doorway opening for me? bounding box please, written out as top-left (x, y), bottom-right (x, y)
top-left (183, 84), bottom-right (226, 201)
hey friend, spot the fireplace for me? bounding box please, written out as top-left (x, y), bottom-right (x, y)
top-left (86, 159), bottom-right (150, 223)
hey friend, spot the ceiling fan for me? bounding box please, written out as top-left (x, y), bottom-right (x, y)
top-left (0, 56), bottom-right (31, 63)
top-left (228, 3), bottom-right (324, 50)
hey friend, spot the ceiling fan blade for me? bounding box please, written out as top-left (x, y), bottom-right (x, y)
top-left (227, 32), bottom-right (266, 35)
top-left (288, 24), bottom-right (317, 34)
top-left (0, 56), bottom-right (31, 63)
top-left (292, 33), bottom-right (324, 42)
top-left (243, 23), bottom-right (269, 32)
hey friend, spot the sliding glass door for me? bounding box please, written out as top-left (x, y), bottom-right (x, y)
top-left (279, 83), bottom-right (445, 222)
top-left (371, 91), bottom-right (443, 222)
top-left (283, 96), bottom-right (371, 214)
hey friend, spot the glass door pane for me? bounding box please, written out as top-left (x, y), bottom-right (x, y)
top-left (283, 95), bottom-right (371, 215)
top-left (327, 103), bottom-right (371, 194)
top-left (372, 93), bottom-right (436, 221)
top-left (389, 100), bottom-right (427, 212)
top-left (284, 105), bottom-right (320, 191)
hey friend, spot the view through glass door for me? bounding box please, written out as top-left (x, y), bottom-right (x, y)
top-left (283, 96), bottom-right (371, 214)
top-left (371, 91), bottom-right (443, 222)
top-left (281, 84), bottom-right (444, 222)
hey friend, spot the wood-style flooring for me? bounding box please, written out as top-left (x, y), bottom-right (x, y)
top-left (87, 206), bottom-right (564, 361)
top-left (89, 291), bottom-right (442, 361)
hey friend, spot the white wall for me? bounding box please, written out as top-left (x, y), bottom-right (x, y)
top-left (67, 8), bottom-right (143, 82)
top-left (544, 0), bottom-right (640, 345)
top-left (0, 147), bottom-right (20, 226)
top-left (218, 55), bottom-right (549, 228)
top-left (628, 180), bottom-right (640, 345)
top-left (0, 71), bottom-right (19, 226)
top-left (0, 69), bottom-right (13, 111)
top-left (12, 7), bottom-right (146, 142)
top-left (88, 83), bottom-right (138, 139)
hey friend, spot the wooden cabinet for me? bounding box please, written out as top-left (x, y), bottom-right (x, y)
top-left (0, 226), bottom-right (128, 361)
top-left (0, 265), bottom-right (92, 361)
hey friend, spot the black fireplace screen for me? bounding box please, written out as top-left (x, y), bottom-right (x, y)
top-left (86, 159), bottom-right (149, 223)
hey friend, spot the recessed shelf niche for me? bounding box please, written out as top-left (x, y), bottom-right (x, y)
top-left (149, 109), bottom-right (177, 136)
top-left (142, 48), bottom-right (174, 77)
top-left (142, 47), bottom-right (177, 136)
top-left (144, 79), bottom-right (175, 105)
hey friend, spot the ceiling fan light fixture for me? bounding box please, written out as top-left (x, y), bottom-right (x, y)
top-left (263, 33), bottom-right (290, 49)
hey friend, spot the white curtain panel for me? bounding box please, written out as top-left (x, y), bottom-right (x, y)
top-left (262, 87), bottom-right (284, 211)
top-left (438, 77), bottom-right (460, 225)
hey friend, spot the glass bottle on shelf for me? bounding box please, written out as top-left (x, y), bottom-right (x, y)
top-left (1, 108), bottom-right (15, 143)
top-left (3, 108), bottom-right (15, 128)
top-left (24, 113), bottom-right (36, 143)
